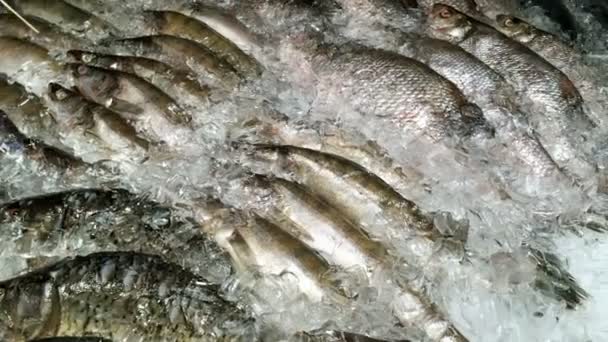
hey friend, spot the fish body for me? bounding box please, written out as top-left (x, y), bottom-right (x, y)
top-left (142, 10), bottom-right (261, 78)
top-left (309, 47), bottom-right (493, 142)
top-left (47, 82), bottom-right (149, 161)
top-left (246, 175), bottom-right (388, 272)
top-left (109, 35), bottom-right (241, 88)
top-left (425, 5), bottom-right (596, 177)
top-left (10, 0), bottom-right (118, 40)
top-left (0, 252), bottom-right (255, 341)
top-left (70, 64), bottom-right (193, 145)
top-left (218, 214), bottom-right (343, 302)
top-left (494, 15), bottom-right (579, 74)
top-left (0, 13), bottom-right (86, 51)
top-left (250, 145), bottom-right (464, 262)
top-left (409, 37), bottom-right (563, 178)
top-left (0, 189), bottom-right (232, 283)
top-left (0, 76), bottom-right (67, 152)
top-left (68, 50), bottom-right (211, 108)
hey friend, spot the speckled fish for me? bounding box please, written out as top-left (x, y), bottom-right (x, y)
top-left (245, 175), bottom-right (388, 272)
top-left (0, 252), bottom-right (256, 341)
top-left (408, 37), bottom-right (564, 178)
top-left (425, 4), bottom-right (597, 178)
top-left (307, 46), bottom-right (493, 143)
top-left (10, 0), bottom-right (119, 41)
top-left (0, 13), bottom-right (87, 51)
top-left (494, 15), bottom-right (580, 75)
top-left (216, 214), bottom-right (347, 303)
top-left (68, 50), bottom-right (211, 108)
top-left (0, 76), bottom-right (67, 152)
top-left (47, 82), bottom-right (149, 161)
top-left (140, 10), bottom-right (261, 78)
top-left (0, 189), bottom-right (232, 283)
top-left (249, 145), bottom-right (467, 263)
top-left (70, 64), bottom-right (193, 145)
top-left (108, 35), bottom-right (241, 88)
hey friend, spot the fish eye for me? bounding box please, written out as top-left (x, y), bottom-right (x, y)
top-left (439, 8), bottom-right (452, 19)
top-left (77, 65), bottom-right (90, 75)
top-left (504, 18), bottom-right (515, 27)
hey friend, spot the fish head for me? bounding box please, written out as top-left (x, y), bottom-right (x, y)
top-left (425, 4), bottom-right (473, 44)
top-left (67, 50), bottom-right (102, 65)
top-left (495, 15), bottom-right (535, 43)
top-left (69, 63), bottom-right (119, 105)
top-left (47, 82), bottom-right (79, 105)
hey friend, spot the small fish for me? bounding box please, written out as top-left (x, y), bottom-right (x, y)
top-left (425, 4), bottom-right (597, 178)
top-left (70, 64), bottom-right (193, 145)
top-left (0, 189), bottom-right (233, 283)
top-left (0, 252), bottom-right (256, 341)
top-left (47, 82), bottom-right (149, 161)
top-left (0, 13), bottom-right (87, 51)
top-left (245, 175), bottom-right (389, 272)
top-left (249, 145), bottom-right (467, 263)
top-left (10, 0), bottom-right (119, 40)
top-left (108, 35), bottom-right (241, 88)
top-left (142, 10), bottom-right (261, 78)
top-left (68, 50), bottom-right (211, 108)
top-left (217, 213), bottom-right (347, 303)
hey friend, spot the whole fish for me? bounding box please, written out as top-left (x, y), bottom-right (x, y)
top-left (0, 189), bottom-right (232, 283)
top-left (9, 0), bottom-right (119, 41)
top-left (425, 4), bottom-right (597, 178)
top-left (216, 214), bottom-right (347, 303)
top-left (70, 64), bottom-right (193, 145)
top-left (0, 252), bottom-right (256, 341)
top-left (67, 50), bottom-right (212, 108)
top-left (47, 82), bottom-right (149, 162)
top-left (0, 76), bottom-right (67, 153)
top-left (494, 15), bottom-right (580, 74)
top-left (141, 10), bottom-right (261, 78)
top-left (306, 46), bottom-right (494, 143)
top-left (108, 35), bottom-right (241, 88)
top-left (249, 145), bottom-right (467, 263)
top-left (245, 175), bottom-right (388, 272)
top-left (408, 37), bottom-right (564, 178)
top-left (0, 13), bottom-right (87, 51)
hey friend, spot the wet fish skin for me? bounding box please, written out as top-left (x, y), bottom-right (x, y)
top-left (0, 13), bottom-right (87, 51)
top-left (47, 82), bottom-right (150, 157)
top-left (246, 175), bottom-right (389, 272)
top-left (292, 329), bottom-right (410, 341)
top-left (10, 0), bottom-right (119, 40)
top-left (108, 35), bottom-right (241, 88)
top-left (68, 50), bottom-right (211, 107)
top-left (0, 189), bottom-right (233, 283)
top-left (0, 110), bottom-right (85, 171)
top-left (425, 4), bottom-right (596, 177)
top-left (494, 15), bottom-right (579, 73)
top-left (249, 145), bottom-right (466, 262)
top-left (142, 10), bottom-right (261, 78)
top-left (218, 213), bottom-right (346, 303)
top-left (0, 252), bottom-right (255, 341)
top-left (0, 76), bottom-right (67, 152)
top-left (408, 37), bottom-right (564, 178)
top-left (310, 47), bottom-right (494, 142)
top-left (70, 63), bottom-right (193, 145)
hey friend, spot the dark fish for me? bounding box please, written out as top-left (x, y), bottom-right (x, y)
top-left (0, 252), bottom-right (256, 341)
top-left (0, 189), bottom-right (232, 283)
top-left (0, 13), bottom-right (87, 51)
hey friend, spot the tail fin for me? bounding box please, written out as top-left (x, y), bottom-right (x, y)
top-left (526, 247), bottom-right (589, 308)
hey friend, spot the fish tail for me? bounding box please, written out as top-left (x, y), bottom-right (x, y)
top-left (526, 247), bottom-right (589, 308)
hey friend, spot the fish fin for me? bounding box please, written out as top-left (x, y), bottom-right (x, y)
top-left (107, 98), bottom-right (144, 115)
top-left (526, 247), bottom-right (589, 308)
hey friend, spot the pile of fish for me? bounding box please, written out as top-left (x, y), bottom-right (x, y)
top-left (0, 0), bottom-right (607, 341)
